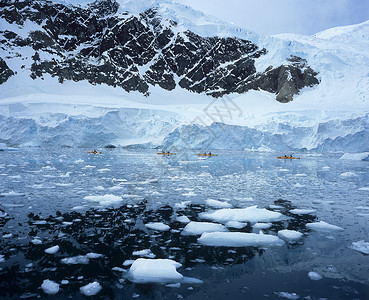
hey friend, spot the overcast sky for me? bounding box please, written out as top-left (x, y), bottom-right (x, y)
top-left (176, 0), bottom-right (369, 35)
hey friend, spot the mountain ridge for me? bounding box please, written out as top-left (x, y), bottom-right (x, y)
top-left (0, 0), bottom-right (319, 102)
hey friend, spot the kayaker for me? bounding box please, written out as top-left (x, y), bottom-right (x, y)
top-left (209, 152), bottom-right (212, 156)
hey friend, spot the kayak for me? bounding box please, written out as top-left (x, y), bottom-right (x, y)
top-left (277, 157), bottom-right (300, 159)
top-left (197, 154), bottom-right (218, 156)
top-left (157, 152), bottom-right (176, 155)
top-left (87, 151), bottom-right (101, 154)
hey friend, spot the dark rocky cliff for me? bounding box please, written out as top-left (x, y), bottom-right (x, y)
top-left (0, 0), bottom-right (319, 102)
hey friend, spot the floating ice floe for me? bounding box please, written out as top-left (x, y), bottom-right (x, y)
top-left (176, 215), bottom-right (190, 224)
top-left (308, 271), bottom-right (323, 280)
top-left (0, 191), bottom-right (25, 197)
top-left (274, 291), bottom-right (299, 299)
top-left (41, 279), bottom-right (59, 295)
top-left (123, 260), bottom-right (135, 266)
top-left (340, 172), bottom-right (357, 177)
top-left (45, 245), bottom-right (60, 254)
top-left (205, 199), bottom-right (232, 208)
top-left (128, 258), bottom-right (183, 284)
top-left (2, 203), bottom-right (24, 208)
top-left (31, 238), bottom-right (42, 245)
top-left (348, 240), bottom-right (369, 255)
top-left (2, 233), bottom-right (12, 238)
top-left (197, 232), bottom-right (284, 247)
top-left (278, 230), bottom-right (303, 242)
top-left (181, 222), bottom-right (228, 236)
top-left (226, 221), bottom-right (247, 229)
top-left (80, 281), bottom-right (102, 296)
top-left (93, 186), bottom-right (105, 191)
top-left (84, 194), bottom-right (123, 205)
top-left (175, 201), bottom-right (191, 208)
top-left (55, 183), bottom-right (73, 187)
top-left (199, 206), bottom-right (282, 223)
top-left (61, 253), bottom-right (102, 265)
top-left (306, 221), bottom-right (344, 232)
top-left (132, 249), bottom-right (155, 258)
top-left (139, 178), bottom-right (159, 184)
top-left (340, 152), bottom-right (369, 161)
top-left (358, 187), bottom-right (369, 191)
top-left (61, 255), bottom-right (89, 265)
top-left (253, 222), bottom-right (272, 229)
top-left (290, 209), bottom-right (316, 215)
top-left (145, 222), bottom-right (170, 231)
top-left (181, 191), bottom-right (197, 197)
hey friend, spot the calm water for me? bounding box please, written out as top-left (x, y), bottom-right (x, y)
top-left (0, 148), bottom-right (368, 299)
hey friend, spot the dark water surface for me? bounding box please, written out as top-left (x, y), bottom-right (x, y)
top-left (0, 148), bottom-right (368, 299)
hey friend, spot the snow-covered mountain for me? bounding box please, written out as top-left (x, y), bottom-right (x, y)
top-left (0, 0), bottom-right (368, 151)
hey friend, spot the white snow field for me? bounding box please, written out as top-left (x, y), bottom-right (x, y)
top-left (128, 258), bottom-right (183, 284)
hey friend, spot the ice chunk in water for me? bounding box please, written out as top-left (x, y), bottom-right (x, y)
top-left (290, 209), bottom-right (316, 215)
top-left (225, 221), bottom-right (247, 229)
top-left (41, 279), bottom-right (59, 295)
top-left (181, 222), bottom-right (228, 236)
top-left (278, 230), bottom-right (303, 242)
top-left (198, 232), bottom-right (284, 247)
top-left (308, 271), bottom-right (323, 280)
top-left (274, 291), bottom-right (299, 299)
top-left (306, 221), bottom-right (344, 232)
top-left (205, 199), bottom-right (232, 208)
top-left (176, 215), bottom-right (190, 224)
top-left (348, 240), bottom-right (369, 255)
top-left (84, 194), bottom-right (123, 205)
top-left (145, 222), bottom-right (170, 231)
top-left (45, 245), bottom-right (59, 254)
top-left (80, 281), bottom-right (102, 296)
top-left (128, 258), bottom-right (183, 284)
top-left (199, 206), bottom-right (282, 223)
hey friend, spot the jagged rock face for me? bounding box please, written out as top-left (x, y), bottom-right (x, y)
top-left (0, 0), bottom-right (319, 102)
top-left (0, 57), bottom-right (14, 84)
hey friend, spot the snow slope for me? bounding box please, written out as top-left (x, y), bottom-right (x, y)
top-left (0, 0), bottom-right (368, 150)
